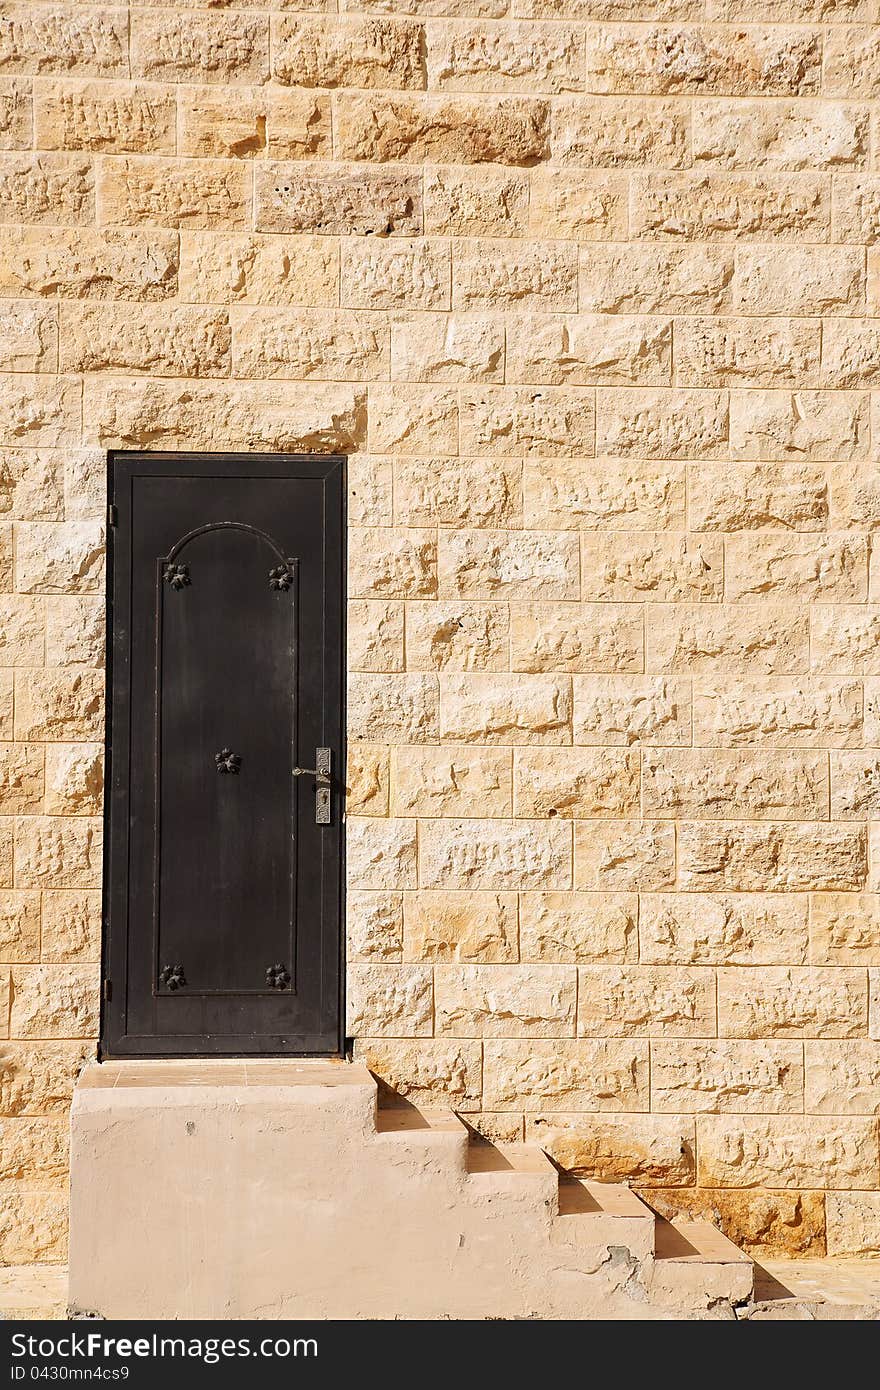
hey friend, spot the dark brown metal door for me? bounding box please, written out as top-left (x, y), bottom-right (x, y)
top-left (102, 453), bottom-right (344, 1056)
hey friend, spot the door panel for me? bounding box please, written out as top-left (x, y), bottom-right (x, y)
top-left (102, 454), bottom-right (345, 1057)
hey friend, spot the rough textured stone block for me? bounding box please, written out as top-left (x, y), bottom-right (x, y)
top-left (826, 1192), bottom-right (880, 1255)
top-left (130, 12), bottom-right (268, 84)
top-left (391, 317), bottom-right (505, 386)
top-left (805, 1041), bottom-right (880, 1116)
top-left (435, 964), bottom-right (576, 1037)
top-left (0, 152), bottom-right (93, 227)
top-left (419, 818), bottom-right (572, 890)
top-left (439, 530), bottom-right (580, 599)
top-left (336, 92), bottom-right (550, 164)
top-left (648, 604), bottom-right (809, 675)
top-left (551, 96), bottom-right (689, 167)
top-left (405, 601), bottom-right (509, 672)
top-left (484, 1038), bottom-right (648, 1111)
top-left (45, 598), bottom-right (103, 668)
top-left (811, 606), bottom-right (880, 674)
top-left (273, 16), bottom-right (424, 89)
top-left (0, 77), bottom-right (30, 150)
top-left (0, 746), bottom-right (42, 816)
top-left (453, 241), bottom-right (578, 312)
top-left (367, 385), bottom-right (458, 455)
top-left (348, 672), bottom-right (438, 745)
top-left (831, 752), bottom-right (880, 819)
top-left (584, 24), bottom-right (821, 95)
top-left (730, 390), bottom-right (868, 463)
top-left (519, 891), bottom-right (637, 964)
top-left (356, 1038), bottom-right (481, 1113)
top-left (98, 157), bottom-right (249, 230)
top-left (0, 1189), bottom-right (67, 1265)
top-left (346, 964), bottom-right (433, 1038)
top-left (178, 89), bottom-right (331, 161)
top-left (348, 527), bottom-right (436, 600)
top-left (579, 245), bottom-right (735, 314)
top-left (459, 388), bottom-right (595, 457)
top-left (824, 25), bottom-right (880, 97)
top-left (35, 81), bottom-right (176, 154)
top-left (530, 1113), bottom-right (696, 1187)
top-left (393, 457), bottom-right (519, 526)
top-left (0, 8), bottom-right (127, 77)
top-left (13, 819), bottom-right (102, 890)
top-left (0, 891), bottom-right (39, 963)
top-left (572, 676), bottom-right (689, 746)
top-left (347, 891), bottom-right (403, 964)
top-left (528, 168), bottom-right (627, 240)
top-left (424, 165), bottom-right (529, 237)
top-left (0, 227), bottom-right (178, 300)
top-left (831, 462), bottom-right (880, 528)
top-left (733, 246), bottom-right (864, 314)
top-left (342, 241), bottom-right (450, 312)
top-left (810, 893), bottom-right (880, 966)
top-left (40, 889), bottom-right (101, 961)
top-left (346, 818), bottom-right (418, 892)
top-left (697, 1115), bottom-right (879, 1189)
top-left (510, 603), bottom-right (643, 675)
top-left (833, 175), bottom-right (880, 244)
top-left (694, 678), bottom-right (862, 749)
top-left (575, 819), bottom-right (676, 891)
top-left (0, 1041), bottom-right (91, 1116)
top-left (693, 100), bottom-right (868, 169)
top-left (632, 173), bottom-right (830, 241)
top-left (14, 671), bottom-right (103, 742)
top-left (578, 965), bottom-right (716, 1038)
top-left (718, 966), bottom-right (867, 1038)
top-left (15, 522), bottom-right (104, 595)
top-left (10, 964), bottom-right (99, 1038)
top-left (689, 462), bottom-right (828, 532)
top-left (523, 458), bottom-right (684, 532)
top-left (507, 313), bottom-right (671, 386)
top-left (0, 374), bottom-right (79, 447)
top-left (675, 318), bottom-right (821, 388)
top-left (428, 21), bottom-right (584, 92)
top-left (652, 1041), bottom-right (804, 1113)
top-left (649, 1186), bottom-right (826, 1259)
top-left (180, 233), bottom-right (336, 307)
top-left (0, 599), bottom-right (44, 667)
top-left (581, 532), bottom-right (722, 602)
top-left (232, 309), bottom-right (386, 383)
top-left (439, 673), bottom-right (572, 743)
top-left (641, 893), bottom-right (808, 966)
top-left (255, 164), bottom-right (421, 238)
top-left (403, 890), bottom-right (517, 963)
top-left (392, 746), bottom-right (511, 819)
top-left (61, 305), bottom-right (230, 379)
top-left (513, 747), bottom-right (639, 817)
top-left (643, 748), bottom-right (828, 821)
top-left (677, 822), bottom-right (866, 892)
top-left (596, 388), bottom-right (728, 460)
top-left (345, 745), bottom-right (389, 818)
top-left (0, 303), bottom-right (58, 374)
top-left (348, 599), bottom-right (404, 674)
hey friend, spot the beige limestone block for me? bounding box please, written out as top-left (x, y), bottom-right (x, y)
top-left (424, 165), bottom-right (529, 237)
top-left (15, 672), bottom-right (103, 742)
top-left (14, 819), bottom-right (101, 891)
top-left (697, 1115), bottom-right (879, 1189)
top-left (15, 522), bottom-right (104, 595)
top-left (347, 891), bottom-right (403, 964)
top-left (348, 527), bottom-right (436, 600)
top-left (459, 387), bottom-right (595, 458)
top-left (345, 745), bottom-right (389, 818)
top-left (0, 227), bottom-right (178, 301)
top-left (439, 672), bottom-right (572, 744)
top-left (0, 303), bottom-right (57, 374)
top-left (596, 388), bottom-right (728, 460)
top-left (811, 605), bottom-right (880, 674)
top-left (873, 967), bottom-right (880, 1038)
top-left (98, 156), bottom-right (249, 230)
top-left (824, 25), bottom-right (880, 97)
top-left (467, 1114), bottom-right (524, 1144)
top-left (60, 304), bottom-right (231, 378)
top-left (585, 24), bottom-right (821, 95)
top-left (254, 164), bottom-right (421, 238)
top-left (631, 172), bottom-right (830, 241)
top-left (403, 890), bottom-right (517, 963)
top-left (514, 747), bottom-right (639, 818)
top-left (805, 1041), bottom-right (880, 1115)
top-left (391, 747), bottom-right (511, 818)
top-left (693, 678), bottom-right (861, 748)
top-left (677, 821), bottom-right (866, 892)
top-left (864, 678), bottom-right (880, 745)
top-left (0, 746), bottom-right (42, 815)
top-left (10, 963), bottom-right (99, 1038)
top-left (519, 891), bottom-right (637, 964)
top-left (180, 233), bottom-right (336, 307)
top-left (718, 966), bottom-right (867, 1039)
top-left (0, 969), bottom-right (7, 1031)
top-left (428, 20), bottom-right (584, 92)
top-left (510, 603), bottom-right (643, 675)
top-left (0, 1040), bottom-right (91, 1115)
top-left (335, 92), bottom-right (550, 165)
top-left (652, 1040), bottom-right (804, 1114)
top-left (0, 1189), bottom-right (67, 1265)
top-left (272, 16), bottom-right (424, 89)
top-left (0, 78), bottom-right (31, 151)
top-left (523, 458), bottom-right (685, 532)
top-left (346, 818), bottom-right (418, 892)
top-left (438, 530), bottom-right (579, 599)
top-left (419, 818), bottom-right (572, 891)
top-left (575, 819), bottom-right (675, 892)
top-left (393, 457), bottom-right (519, 527)
top-left (34, 81), bottom-right (176, 154)
top-left (733, 246), bottom-right (864, 314)
top-left (529, 1112), bottom-right (695, 1186)
top-left (578, 965), bottom-right (716, 1038)
top-left (348, 599), bottom-right (404, 673)
top-left (833, 175), bottom-right (880, 243)
top-left (435, 963), bottom-right (576, 1037)
top-left (347, 673), bottom-right (438, 745)
top-left (507, 313), bottom-right (671, 387)
top-left (346, 964), bottom-right (433, 1038)
top-left (342, 241), bottom-right (450, 312)
top-left (130, 11), bottom-right (268, 84)
top-left (0, 375), bottom-right (79, 447)
top-left (821, 320), bottom-right (880, 388)
top-left (693, 100), bottom-right (868, 169)
top-left (0, 826), bottom-right (11, 889)
top-left (582, 532), bottom-right (722, 602)
top-left (348, 457), bottom-right (392, 527)
top-left (0, 8), bottom-right (127, 77)
top-left (0, 451), bottom-right (64, 521)
top-left (484, 1038), bottom-right (647, 1112)
top-left (647, 603), bottom-right (809, 675)
top-left (349, 0), bottom-right (508, 10)
top-left (641, 892), bottom-right (808, 966)
top-left (0, 1115), bottom-right (68, 1184)
top-left (0, 891), bottom-right (39, 963)
top-left (811, 895), bottom-right (878, 961)
top-left (551, 97), bottom-right (689, 168)
top-left (831, 751), bottom-right (880, 818)
top-left (675, 318), bottom-right (821, 389)
top-left (649, 1186), bottom-right (825, 1259)
top-left (179, 88), bottom-right (330, 161)
top-left (573, 676), bottom-right (690, 746)
top-left (391, 316), bottom-right (504, 386)
top-left (45, 598), bottom-right (103, 668)
top-left (404, 601), bottom-right (509, 673)
top-left (355, 1038), bottom-right (481, 1112)
top-left (368, 385), bottom-right (458, 455)
top-left (0, 673), bottom-right (9, 741)
top-left (83, 379), bottom-right (365, 453)
top-left (0, 598), bottom-right (44, 667)
top-left (63, 449), bottom-right (111, 523)
top-left (579, 245), bottom-right (734, 314)
top-left (644, 748), bottom-right (827, 821)
top-left (830, 461), bottom-right (880, 528)
top-left (528, 169), bottom-right (627, 241)
top-left (826, 1192), bottom-right (880, 1255)
top-left (0, 525), bottom-right (12, 591)
top-left (730, 390), bottom-right (868, 463)
top-left (689, 462), bottom-right (828, 532)
top-left (40, 890), bottom-right (101, 963)
top-left (453, 241), bottom-right (577, 313)
top-left (232, 309), bottom-right (386, 383)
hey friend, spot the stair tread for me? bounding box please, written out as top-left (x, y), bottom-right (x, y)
top-left (376, 1108), bottom-right (464, 1135)
top-left (467, 1142), bottom-right (555, 1176)
top-left (654, 1216), bottom-right (752, 1266)
top-left (557, 1179), bottom-right (654, 1221)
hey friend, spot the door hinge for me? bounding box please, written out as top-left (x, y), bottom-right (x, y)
top-left (103, 979), bottom-right (112, 1002)
top-left (107, 504), bottom-right (118, 527)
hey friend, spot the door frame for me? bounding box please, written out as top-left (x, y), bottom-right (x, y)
top-left (100, 451), bottom-right (347, 1059)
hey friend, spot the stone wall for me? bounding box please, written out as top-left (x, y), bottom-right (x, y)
top-left (0, 0), bottom-right (879, 1265)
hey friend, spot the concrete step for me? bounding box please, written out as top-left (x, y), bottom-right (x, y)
top-left (466, 1142), bottom-right (559, 1207)
top-left (650, 1217), bottom-right (754, 1308)
top-left (552, 1179), bottom-right (655, 1260)
top-left (373, 1106), bottom-right (469, 1175)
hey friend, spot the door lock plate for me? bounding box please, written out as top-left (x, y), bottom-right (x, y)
top-left (292, 747), bottom-right (332, 825)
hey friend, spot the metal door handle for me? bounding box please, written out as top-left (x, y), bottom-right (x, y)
top-left (292, 747), bottom-right (331, 824)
